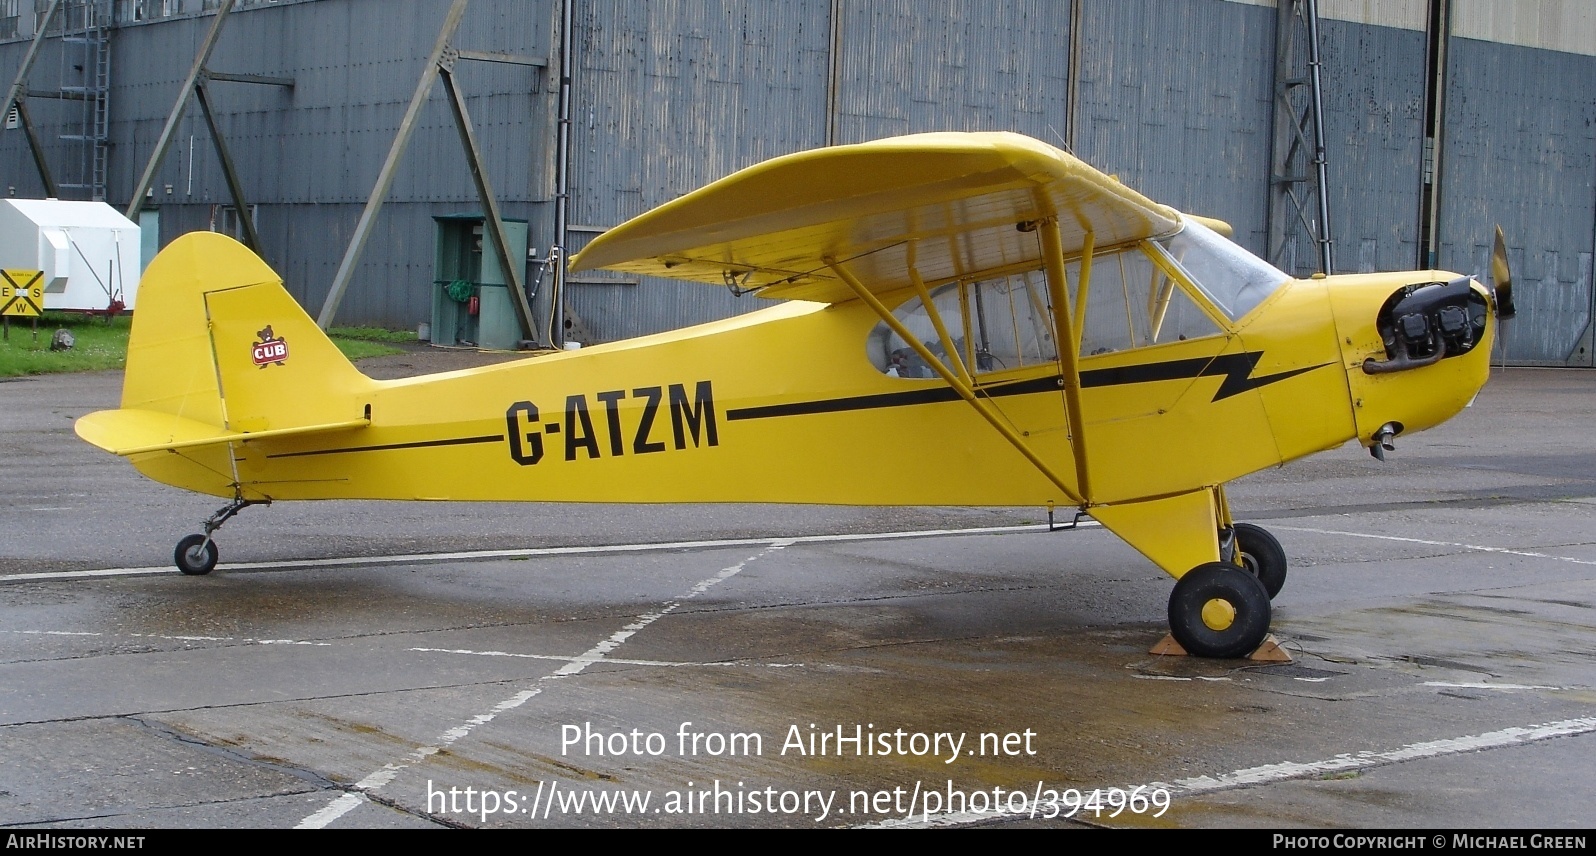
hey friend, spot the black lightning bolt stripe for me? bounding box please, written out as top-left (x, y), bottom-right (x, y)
top-left (727, 352), bottom-right (1329, 421)
top-left (725, 376), bottom-right (1061, 421)
top-left (1080, 352), bottom-right (1330, 402)
top-left (265, 434), bottom-right (504, 459)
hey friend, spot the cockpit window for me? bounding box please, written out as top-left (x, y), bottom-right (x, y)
top-left (867, 226), bottom-right (1264, 377)
top-left (1154, 218), bottom-right (1288, 321)
top-left (867, 269), bottom-right (1057, 378)
top-left (1068, 244), bottom-right (1222, 355)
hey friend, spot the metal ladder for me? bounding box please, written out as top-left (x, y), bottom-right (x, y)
top-left (57, 0), bottom-right (110, 201)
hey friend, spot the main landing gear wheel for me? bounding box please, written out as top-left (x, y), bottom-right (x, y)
top-left (1167, 562), bottom-right (1272, 659)
top-left (175, 534), bottom-right (219, 576)
top-left (1233, 522), bottom-right (1287, 599)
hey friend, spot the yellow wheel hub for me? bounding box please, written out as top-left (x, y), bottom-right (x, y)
top-left (1201, 597), bottom-right (1236, 631)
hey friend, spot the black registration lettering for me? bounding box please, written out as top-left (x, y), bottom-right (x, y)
top-left (507, 381), bottom-right (716, 465)
top-left (595, 390), bottom-right (627, 457)
top-left (668, 381), bottom-right (718, 449)
top-left (632, 386), bottom-right (666, 454)
top-left (505, 401), bottom-right (543, 465)
top-left (564, 394), bottom-right (600, 460)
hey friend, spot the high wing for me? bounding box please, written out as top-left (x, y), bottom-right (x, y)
top-left (569, 132), bottom-right (1182, 303)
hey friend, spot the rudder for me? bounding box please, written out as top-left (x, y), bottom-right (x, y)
top-left (77, 232), bottom-right (373, 498)
top-left (122, 232), bottom-right (372, 434)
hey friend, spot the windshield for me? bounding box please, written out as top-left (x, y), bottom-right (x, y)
top-left (1155, 218), bottom-right (1289, 321)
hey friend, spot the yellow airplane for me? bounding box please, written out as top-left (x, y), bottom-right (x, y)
top-left (75, 132), bottom-right (1513, 658)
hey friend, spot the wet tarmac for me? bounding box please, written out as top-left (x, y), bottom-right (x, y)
top-left (1, 367), bottom-right (1593, 828)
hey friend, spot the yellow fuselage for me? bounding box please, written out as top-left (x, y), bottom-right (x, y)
top-left (125, 271), bottom-right (1492, 514)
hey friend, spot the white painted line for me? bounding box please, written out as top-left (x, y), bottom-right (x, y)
top-left (1277, 525), bottom-right (1596, 567)
top-left (1129, 674), bottom-right (1233, 682)
top-left (0, 629), bottom-right (328, 645)
top-left (867, 716), bottom-right (1596, 828)
top-left (1424, 681), bottom-right (1565, 691)
top-left (296, 793), bottom-right (364, 831)
top-left (407, 646), bottom-right (792, 669)
top-left (3, 523), bottom-right (1085, 584)
top-left (295, 540), bottom-right (794, 829)
top-left (1162, 717), bottom-right (1596, 788)
top-left (1, 566), bottom-right (182, 583)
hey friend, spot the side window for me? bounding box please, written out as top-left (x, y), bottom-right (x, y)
top-left (868, 270), bottom-right (1058, 379)
top-left (1068, 246), bottom-right (1222, 356)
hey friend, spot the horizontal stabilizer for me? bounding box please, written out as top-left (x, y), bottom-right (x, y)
top-left (75, 407), bottom-right (368, 457)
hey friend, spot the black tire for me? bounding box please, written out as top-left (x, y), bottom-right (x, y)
top-left (175, 534), bottom-right (218, 576)
top-left (1233, 522), bottom-right (1287, 599)
top-left (1167, 562), bottom-right (1272, 659)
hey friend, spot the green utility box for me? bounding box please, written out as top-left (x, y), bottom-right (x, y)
top-left (432, 214), bottom-right (528, 350)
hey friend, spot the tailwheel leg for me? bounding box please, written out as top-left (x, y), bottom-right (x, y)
top-left (1165, 562), bottom-right (1272, 659)
top-left (174, 496), bottom-right (264, 576)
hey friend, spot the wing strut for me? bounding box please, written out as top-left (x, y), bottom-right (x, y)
top-left (825, 257), bottom-right (1085, 506)
top-left (907, 268), bottom-right (974, 387)
top-left (1038, 217), bottom-right (1094, 503)
top-left (1069, 230), bottom-right (1094, 355)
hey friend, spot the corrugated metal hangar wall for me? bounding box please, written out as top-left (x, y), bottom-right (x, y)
top-left (2, 0), bottom-right (1592, 365)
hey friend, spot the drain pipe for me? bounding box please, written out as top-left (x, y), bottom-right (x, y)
top-left (1306, 0), bottom-right (1333, 274)
top-left (550, 0), bottom-right (574, 347)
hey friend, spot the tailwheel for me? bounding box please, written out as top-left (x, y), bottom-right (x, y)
top-left (172, 495), bottom-right (264, 576)
top-left (175, 534), bottom-right (219, 576)
top-left (1233, 522), bottom-right (1287, 600)
top-left (1167, 562), bottom-right (1272, 659)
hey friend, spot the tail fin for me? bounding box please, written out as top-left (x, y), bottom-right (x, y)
top-left (76, 233), bottom-right (373, 492)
